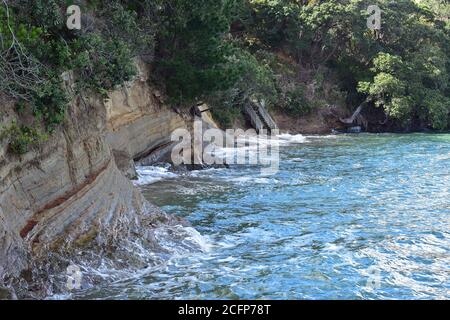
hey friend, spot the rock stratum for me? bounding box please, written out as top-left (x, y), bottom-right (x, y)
top-left (0, 61), bottom-right (189, 298)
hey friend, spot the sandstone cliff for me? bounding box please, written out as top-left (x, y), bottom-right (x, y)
top-left (0, 61), bottom-right (189, 297)
top-left (105, 60), bottom-right (187, 175)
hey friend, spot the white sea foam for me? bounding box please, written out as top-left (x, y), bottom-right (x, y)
top-left (154, 225), bottom-right (213, 253)
top-left (190, 167), bottom-right (226, 177)
top-left (134, 165), bottom-right (178, 185)
top-left (306, 134), bottom-right (339, 139)
top-left (48, 223), bottom-right (212, 300)
top-left (289, 157), bottom-right (304, 162)
top-left (230, 176), bottom-right (274, 185)
top-left (278, 133), bottom-right (308, 144)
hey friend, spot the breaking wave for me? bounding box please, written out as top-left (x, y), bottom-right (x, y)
top-left (277, 133), bottom-right (308, 144)
top-left (45, 224), bottom-right (211, 300)
top-left (134, 165), bottom-right (178, 186)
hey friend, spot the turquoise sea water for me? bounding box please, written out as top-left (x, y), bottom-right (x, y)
top-left (73, 134), bottom-right (450, 300)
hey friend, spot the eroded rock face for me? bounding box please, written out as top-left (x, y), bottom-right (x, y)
top-left (0, 61), bottom-right (189, 298)
top-left (105, 60), bottom-right (187, 162)
top-left (0, 93), bottom-right (111, 286)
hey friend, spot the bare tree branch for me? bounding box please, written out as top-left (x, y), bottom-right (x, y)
top-left (0, 0), bottom-right (46, 101)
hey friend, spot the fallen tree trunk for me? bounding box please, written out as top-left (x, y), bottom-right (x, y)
top-left (340, 104), bottom-right (364, 125)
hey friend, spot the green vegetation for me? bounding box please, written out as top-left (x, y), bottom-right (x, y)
top-left (239, 0), bottom-right (449, 129)
top-left (1, 0), bottom-right (449, 154)
top-left (0, 121), bottom-right (47, 155)
top-left (0, 0), bottom-right (140, 153)
top-left (153, 0), bottom-right (449, 130)
top-left (284, 86), bottom-right (314, 116)
top-left (210, 105), bottom-right (242, 129)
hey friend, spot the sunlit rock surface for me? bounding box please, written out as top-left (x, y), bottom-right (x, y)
top-left (0, 61), bottom-right (189, 298)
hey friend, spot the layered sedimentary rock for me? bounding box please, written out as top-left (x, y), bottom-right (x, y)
top-left (106, 60), bottom-right (187, 171)
top-left (0, 61), bottom-right (188, 296)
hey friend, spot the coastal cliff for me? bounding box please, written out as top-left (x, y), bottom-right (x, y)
top-left (0, 61), bottom-right (189, 297)
top-left (105, 60), bottom-right (187, 175)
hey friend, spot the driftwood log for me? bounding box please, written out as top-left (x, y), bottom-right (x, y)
top-left (340, 101), bottom-right (369, 129)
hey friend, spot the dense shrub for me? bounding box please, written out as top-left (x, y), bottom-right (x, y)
top-left (1, 0), bottom-right (141, 154)
top-left (71, 34), bottom-right (137, 94)
top-left (284, 87), bottom-right (314, 116)
top-left (241, 0), bottom-right (450, 130)
top-left (0, 121), bottom-right (48, 155)
top-left (210, 104), bottom-right (242, 129)
top-left (153, 0), bottom-right (242, 105)
top-left (32, 76), bottom-right (68, 131)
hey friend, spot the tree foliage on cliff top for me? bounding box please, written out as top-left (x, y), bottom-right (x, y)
top-left (240, 0), bottom-right (449, 130)
top-left (0, 0), bottom-right (449, 147)
top-left (0, 0), bottom-right (146, 153)
top-left (146, 0), bottom-right (450, 130)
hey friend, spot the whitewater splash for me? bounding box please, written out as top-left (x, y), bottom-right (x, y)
top-left (235, 132), bottom-right (308, 145)
top-left (45, 223), bottom-right (211, 300)
top-left (9, 167), bottom-right (211, 299)
top-left (134, 134), bottom-right (309, 186)
top-left (278, 133), bottom-right (308, 144)
top-left (134, 165), bottom-right (178, 186)
top-left (214, 133), bottom-right (308, 166)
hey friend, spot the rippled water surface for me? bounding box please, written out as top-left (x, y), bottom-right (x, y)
top-left (80, 134), bottom-right (450, 299)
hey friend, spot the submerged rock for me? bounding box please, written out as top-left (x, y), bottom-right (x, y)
top-left (348, 126), bottom-right (362, 133)
top-left (0, 284), bottom-right (17, 300)
top-left (332, 126), bottom-right (363, 134)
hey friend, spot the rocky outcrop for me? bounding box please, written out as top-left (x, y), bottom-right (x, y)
top-left (105, 60), bottom-right (187, 169)
top-left (0, 61), bottom-right (189, 297)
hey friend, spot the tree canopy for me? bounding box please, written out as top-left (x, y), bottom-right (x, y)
top-left (0, 0), bottom-right (449, 153)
